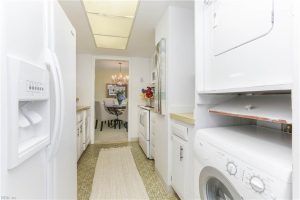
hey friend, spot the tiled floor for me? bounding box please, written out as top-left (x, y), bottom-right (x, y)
top-left (77, 142), bottom-right (178, 200)
top-left (94, 125), bottom-right (128, 144)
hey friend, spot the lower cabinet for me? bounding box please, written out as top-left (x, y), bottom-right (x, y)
top-left (76, 120), bottom-right (84, 161)
top-left (171, 121), bottom-right (194, 200)
top-left (171, 135), bottom-right (188, 199)
top-left (76, 108), bottom-right (91, 161)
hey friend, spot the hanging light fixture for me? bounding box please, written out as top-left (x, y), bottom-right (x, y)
top-left (112, 62), bottom-right (129, 85)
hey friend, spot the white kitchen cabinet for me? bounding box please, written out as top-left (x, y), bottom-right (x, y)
top-left (171, 121), bottom-right (193, 200)
top-left (171, 135), bottom-right (188, 199)
top-left (199, 0), bottom-right (293, 92)
top-left (76, 107), bottom-right (91, 161)
top-left (76, 120), bottom-right (84, 161)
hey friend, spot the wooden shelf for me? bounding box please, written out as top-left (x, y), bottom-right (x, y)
top-left (208, 94), bottom-right (292, 124)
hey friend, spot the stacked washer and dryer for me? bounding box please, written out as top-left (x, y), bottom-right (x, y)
top-left (194, 126), bottom-right (292, 200)
top-left (194, 0), bottom-right (294, 199)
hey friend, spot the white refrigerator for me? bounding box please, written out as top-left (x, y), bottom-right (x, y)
top-left (0, 0), bottom-right (77, 199)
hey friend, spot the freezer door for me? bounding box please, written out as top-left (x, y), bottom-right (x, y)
top-left (1, 0), bottom-right (49, 198)
top-left (212, 0), bottom-right (274, 56)
top-left (46, 1), bottom-right (77, 199)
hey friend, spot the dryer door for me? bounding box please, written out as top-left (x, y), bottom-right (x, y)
top-left (212, 0), bottom-right (274, 56)
top-left (199, 166), bottom-right (241, 200)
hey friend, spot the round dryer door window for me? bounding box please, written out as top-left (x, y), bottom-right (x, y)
top-left (199, 166), bottom-right (241, 200)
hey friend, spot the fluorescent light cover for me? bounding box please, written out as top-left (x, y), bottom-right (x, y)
top-left (94, 35), bottom-right (128, 49)
top-left (82, 0), bottom-right (139, 49)
top-left (87, 13), bottom-right (133, 37)
top-left (82, 0), bottom-right (138, 17)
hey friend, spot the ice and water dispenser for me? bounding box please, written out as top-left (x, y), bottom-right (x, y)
top-left (7, 56), bottom-right (50, 169)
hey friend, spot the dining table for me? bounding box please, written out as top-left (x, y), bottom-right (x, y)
top-left (105, 104), bottom-right (126, 129)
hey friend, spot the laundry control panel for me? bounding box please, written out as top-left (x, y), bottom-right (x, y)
top-left (243, 168), bottom-right (276, 199)
top-left (224, 156), bottom-right (284, 200)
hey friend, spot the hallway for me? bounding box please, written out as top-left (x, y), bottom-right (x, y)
top-left (94, 125), bottom-right (128, 144)
top-left (77, 142), bottom-right (178, 200)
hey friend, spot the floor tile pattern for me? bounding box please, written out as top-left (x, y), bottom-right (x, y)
top-left (78, 142), bottom-right (178, 200)
top-left (94, 126), bottom-right (128, 144)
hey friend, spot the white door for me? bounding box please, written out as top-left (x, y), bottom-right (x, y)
top-left (212, 0), bottom-right (274, 56)
top-left (171, 135), bottom-right (187, 199)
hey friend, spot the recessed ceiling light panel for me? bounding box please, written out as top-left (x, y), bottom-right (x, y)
top-left (82, 0), bottom-right (139, 50)
top-left (94, 35), bottom-right (128, 50)
top-left (87, 13), bottom-right (133, 37)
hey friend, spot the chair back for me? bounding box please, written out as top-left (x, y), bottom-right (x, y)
top-left (119, 102), bottom-right (128, 122)
top-left (103, 98), bottom-right (115, 106)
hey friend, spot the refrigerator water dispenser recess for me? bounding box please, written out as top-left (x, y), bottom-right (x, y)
top-left (7, 56), bottom-right (50, 169)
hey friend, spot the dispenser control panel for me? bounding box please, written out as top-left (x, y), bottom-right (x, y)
top-left (17, 60), bottom-right (49, 100)
top-left (7, 56), bottom-right (50, 169)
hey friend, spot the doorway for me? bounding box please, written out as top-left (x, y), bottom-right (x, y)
top-left (94, 59), bottom-right (129, 144)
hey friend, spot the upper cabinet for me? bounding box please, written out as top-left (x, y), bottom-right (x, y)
top-left (197, 0), bottom-right (293, 93)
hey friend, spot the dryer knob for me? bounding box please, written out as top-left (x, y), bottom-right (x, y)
top-left (250, 176), bottom-right (265, 193)
top-left (226, 162), bottom-right (237, 176)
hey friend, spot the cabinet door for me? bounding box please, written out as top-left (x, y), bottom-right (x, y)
top-left (212, 0), bottom-right (273, 56)
top-left (79, 124), bottom-right (84, 154)
top-left (171, 135), bottom-right (187, 199)
top-left (76, 127), bottom-right (81, 161)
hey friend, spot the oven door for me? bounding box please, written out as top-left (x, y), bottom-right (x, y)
top-left (139, 109), bottom-right (150, 140)
top-left (138, 131), bottom-right (150, 158)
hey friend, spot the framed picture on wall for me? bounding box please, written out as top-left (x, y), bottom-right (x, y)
top-left (106, 84), bottom-right (128, 98)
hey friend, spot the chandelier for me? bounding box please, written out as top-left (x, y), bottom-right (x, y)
top-left (111, 62), bottom-right (129, 85)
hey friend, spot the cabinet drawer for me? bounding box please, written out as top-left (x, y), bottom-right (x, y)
top-left (171, 123), bottom-right (188, 141)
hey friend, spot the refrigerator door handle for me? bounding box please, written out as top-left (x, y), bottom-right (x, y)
top-left (45, 49), bottom-right (65, 159)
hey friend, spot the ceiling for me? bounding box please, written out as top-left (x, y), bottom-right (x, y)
top-left (59, 0), bottom-right (194, 58)
top-left (95, 59), bottom-right (129, 70)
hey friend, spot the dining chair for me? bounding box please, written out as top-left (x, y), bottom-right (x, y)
top-left (119, 103), bottom-right (128, 132)
top-left (95, 101), bottom-right (115, 131)
top-left (103, 98), bottom-right (115, 106)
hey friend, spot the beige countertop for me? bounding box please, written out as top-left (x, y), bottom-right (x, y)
top-left (76, 105), bottom-right (91, 112)
top-left (138, 105), bottom-right (154, 111)
top-left (170, 113), bottom-right (195, 126)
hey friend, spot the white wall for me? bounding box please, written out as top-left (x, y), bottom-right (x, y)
top-left (76, 54), bottom-right (151, 142)
top-left (76, 54), bottom-right (95, 142)
top-left (77, 54), bottom-right (94, 106)
top-left (154, 6), bottom-right (195, 188)
top-left (128, 57), bottom-right (151, 139)
top-left (154, 8), bottom-right (170, 188)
